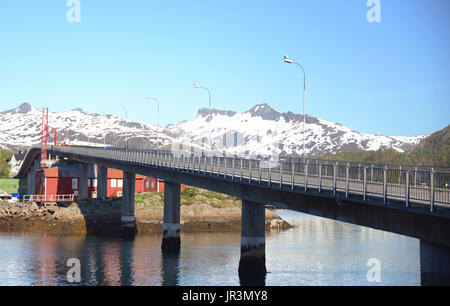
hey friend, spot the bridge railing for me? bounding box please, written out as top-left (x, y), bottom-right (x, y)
top-left (48, 145), bottom-right (450, 210)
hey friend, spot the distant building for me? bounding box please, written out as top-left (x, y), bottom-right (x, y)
top-left (8, 150), bottom-right (26, 176)
top-left (34, 164), bottom-right (172, 199)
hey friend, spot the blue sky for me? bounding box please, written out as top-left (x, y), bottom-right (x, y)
top-left (0, 0), bottom-right (449, 136)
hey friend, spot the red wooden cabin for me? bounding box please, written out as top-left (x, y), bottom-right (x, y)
top-left (35, 164), bottom-right (170, 199)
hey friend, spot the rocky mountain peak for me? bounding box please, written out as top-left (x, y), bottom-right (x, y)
top-left (197, 108), bottom-right (237, 118)
top-left (245, 104), bottom-right (281, 120)
top-left (1, 102), bottom-right (34, 115)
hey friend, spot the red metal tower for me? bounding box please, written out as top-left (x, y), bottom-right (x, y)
top-left (40, 107), bottom-right (59, 168)
top-left (41, 107), bottom-right (49, 168)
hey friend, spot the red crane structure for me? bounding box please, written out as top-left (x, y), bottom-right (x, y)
top-left (40, 107), bottom-right (58, 168)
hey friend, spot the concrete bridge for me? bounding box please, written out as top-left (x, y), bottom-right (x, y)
top-left (16, 145), bottom-right (450, 285)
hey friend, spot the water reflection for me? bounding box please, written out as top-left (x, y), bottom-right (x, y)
top-left (0, 211), bottom-right (420, 286)
top-left (161, 251), bottom-right (180, 286)
top-left (32, 234), bottom-right (57, 286)
top-left (132, 236), bottom-right (163, 286)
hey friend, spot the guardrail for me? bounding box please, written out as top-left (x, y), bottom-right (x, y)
top-left (23, 194), bottom-right (75, 205)
top-left (49, 146), bottom-right (450, 211)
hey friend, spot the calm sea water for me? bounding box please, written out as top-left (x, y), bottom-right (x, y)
top-left (0, 211), bottom-right (420, 286)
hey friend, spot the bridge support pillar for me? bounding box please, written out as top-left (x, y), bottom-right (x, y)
top-left (239, 199), bottom-right (266, 285)
top-left (420, 240), bottom-right (450, 286)
top-left (121, 171), bottom-right (137, 236)
top-left (97, 165), bottom-right (108, 199)
top-left (26, 170), bottom-right (35, 195)
top-left (162, 181), bottom-right (181, 252)
top-left (79, 163), bottom-right (89, 200)
top-left (26, 158), bottom-right (40, 195)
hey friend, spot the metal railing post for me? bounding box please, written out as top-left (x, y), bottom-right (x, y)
top-left (406, 171), bottom-right (410, 208)
top-left (249, 159), bottom-right (253, 183)
top-left (383, 166), bottom-right (387, 204)
top-left (345, 162), bottom-right (349, 198)
top-left (291, 162), bottom-right (295, 191)
top-left (211, 156), bottom-right (213, 176)
top-left (269, 161), bottom-right (272, 187)
top-left (318, 163), bottom-right (322, 193)
top-left (224, 157), bottom-right (228, 179)
top-left (371, 164), bottom-right (374, 182)
top-left (414, 167), bottom-right (417, 187)
top-left (358, 163), bottom-right (361, 181)
top-left (333, 162), bottom-right (337, 196)
top-left (232, 158), bottom-right (235, 180)
top-left (240, 159), bottom-right (243, 182)
top-left (430, 169), bottom-right (435, 212)
top-left (363, 167), bottom-right (367, 201)
top-left (259, 160), bottom-right (262, 184)
top-left (217, 157), bottom-right (220, 177)
top-left (304, 160), bottom-right (309, 192)
top-left (279, 162), bottom-right (282, 188)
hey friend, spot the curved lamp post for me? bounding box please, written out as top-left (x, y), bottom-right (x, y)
top-left (73, 133), bottom-right (81, 145)
top-left (145, 96), bottom-right (160, 127)
top-left (193, 82), bottom-right (212, 149)
top-left (120, 105), bottom-right (128, 149)
top-left (284, 55), bottom-right (307, 161)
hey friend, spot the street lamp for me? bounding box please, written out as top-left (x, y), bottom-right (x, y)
top-left (104, 132), bottom-right (114, 146)
top-left (145, 96), bottom-right (160, 127)
top-left (193, 82), bottom-right (212, 149)
top-left (120, 105), bottom-right (128, 149)
top-left (284, 55), bottom-right (307, 161)
top-left (73, 133), bottom-right (81, 145)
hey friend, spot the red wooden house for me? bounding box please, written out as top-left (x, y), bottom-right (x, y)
top-left (35, 164), bottom-right (168, 199)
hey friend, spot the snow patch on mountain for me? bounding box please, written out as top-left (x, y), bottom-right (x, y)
top-left (0, 102), bottom-right (427, 158)
top-left (0, 103), bottom-right (175, 151)
top-left (168, 103), bottom-right (426, 157)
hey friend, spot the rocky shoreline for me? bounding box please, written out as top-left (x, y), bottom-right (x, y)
top-left (0, 192), bottom-right (292, 235)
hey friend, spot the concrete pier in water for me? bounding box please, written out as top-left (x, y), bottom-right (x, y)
top-left (121, 171), bottom-right (137, 236)
top-left (238, 199), bottom-right (267, 284)
top-left (97, 165), bottom-right (108, 199)
top-left (79, 163), bottom-right (89, 200)
top-left (162, 181), bottom-right (181, 252)
top-left (420, 240), bottom-right (450, 286)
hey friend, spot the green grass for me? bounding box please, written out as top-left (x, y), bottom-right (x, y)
top-left (181, 187), bottom-right (198, 198)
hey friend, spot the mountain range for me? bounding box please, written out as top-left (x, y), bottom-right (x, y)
top-left (0, 103), bottom-right (427, 158)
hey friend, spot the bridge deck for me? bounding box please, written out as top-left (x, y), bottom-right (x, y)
top-left (22, 145), bottom-right (448, 213)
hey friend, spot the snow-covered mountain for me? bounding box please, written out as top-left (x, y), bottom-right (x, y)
top-left (0, 103), bottom-right (175, 152)
top-left (168, 104), bottom-right (427, 158)
top-left (0, 102), bottom-right (427, 158)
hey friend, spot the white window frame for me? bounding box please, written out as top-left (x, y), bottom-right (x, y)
top-left (72, 178), bottom-right (78, 190)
